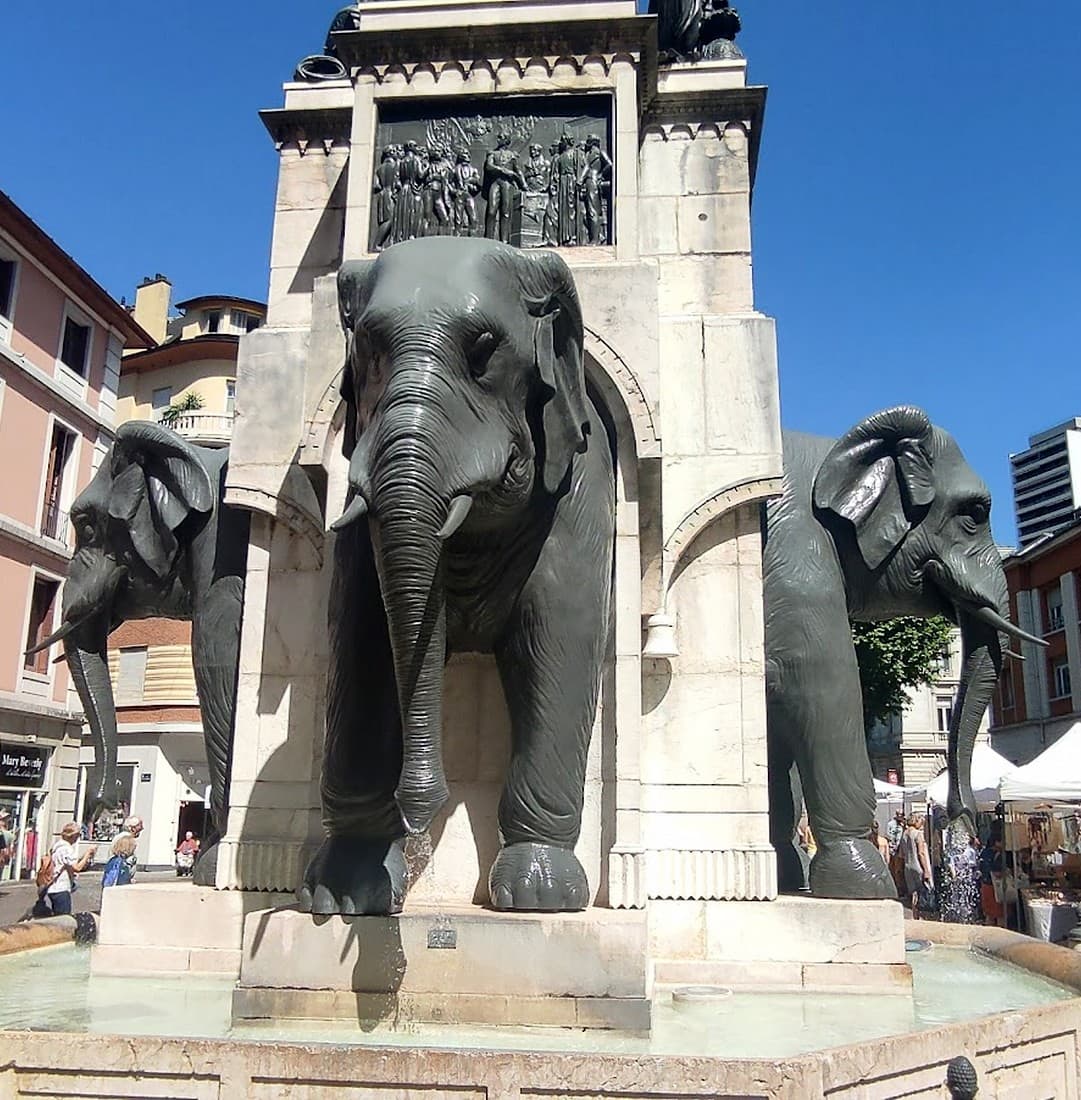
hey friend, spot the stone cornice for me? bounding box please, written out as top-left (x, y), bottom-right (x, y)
top-left (331, 16), bottom-right (656, 79)
top-left (259, 107), bottom-right (353, 152)
top-left (643, 84), bottom-right (767, 191)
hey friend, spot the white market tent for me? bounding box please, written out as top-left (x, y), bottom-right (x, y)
top-left (1000, 722), bottom-right (1081, 805)
top-left (873, 778), bottom-right (909, 798)
top-left (922, 743), bottom-right (1018, 811)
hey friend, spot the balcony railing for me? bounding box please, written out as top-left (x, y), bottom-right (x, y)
top-left (40, 499), bottom-right (68, 541)
top-left (157, 411), bottom-right (234, 444)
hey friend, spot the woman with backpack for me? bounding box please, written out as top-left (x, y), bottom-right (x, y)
top-left (37, 822), bottom-right (96, 916)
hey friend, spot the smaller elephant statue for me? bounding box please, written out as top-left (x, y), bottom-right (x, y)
top-left (764, 407), bottom-right (1043, 898)
top-left (301, 236), bottom-right (615, 916)
top-left (27, 421), bottom-right (249, 885)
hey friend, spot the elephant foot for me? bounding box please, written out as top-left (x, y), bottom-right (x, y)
top-left (809, 838), bottom-right (898, 900)
top-left (191, 841), bottom-right (220, 886)
top-left (298, 836), bottom-right (408, 916)
top-left (489, 842), bottom-right (589, 911)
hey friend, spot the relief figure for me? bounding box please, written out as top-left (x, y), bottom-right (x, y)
top-left (372, 144), bottom-right (401, 250)
top-left (483, 131), bottom-right (527, 244)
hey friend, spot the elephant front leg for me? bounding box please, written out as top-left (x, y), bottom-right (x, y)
top-left (489, 548), bottom-right (609, 912)
top-left (299, 520), bottom-right (409, 915)
top-left (769, 618), bottom-right (896, 900)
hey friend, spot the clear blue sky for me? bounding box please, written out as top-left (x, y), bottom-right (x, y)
top-left (3, 2), bottom-right (1078, 544)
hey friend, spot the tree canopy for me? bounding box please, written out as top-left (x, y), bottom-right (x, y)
top-left (853, 616), bottom-right (956, 733)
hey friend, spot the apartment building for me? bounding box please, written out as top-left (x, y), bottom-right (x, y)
top-left (0, 191), bottom-right (152, 877)
top-left (1011, 419), bottom-right (1081, 548)
top-left (73, 279), bottom-right (264, 867)
top-left (866, 628), bottom-right (990, 788)
top-left (991, 518), bottom-right (1081, 764)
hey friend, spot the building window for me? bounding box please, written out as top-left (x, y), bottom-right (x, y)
top-left (59, 314), bottom-right (91, 377)
top-left (23, 577), bottom-right (60, 674)
top-left (205, 310), bottom-right (221, 334)
top-left (151, 387), bottom-right (173, 418)
top-left (936, 696), bottom-right (954, 734)
top-left (232, 310), bottom-right (260, 333)
top-left (116, 647), bottom-right (148, 705)
top-left (1000, 667), bottom-right (1014, 709)
top-left (225, 380), bottom-right (236, 416)
top-left (1052, 660), bottom-right (1072, 701)
top-left (0, 257), bottom-right (16, 330)
top-left (1047, 587), bottom-right (1065, 632)
top-left (40, 423), bottom-right (75, 539)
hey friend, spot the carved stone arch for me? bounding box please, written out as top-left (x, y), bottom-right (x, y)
top-left (582, 326), bottom-right (659, 461)
top-left (662, 474), bottom-right (784, 599)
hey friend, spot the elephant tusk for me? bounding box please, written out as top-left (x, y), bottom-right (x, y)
top-left (330, 493), bottom-right (369, 532)
top-left (1005, 649), bottom-right (1025, 662)
top-left (24, 614), bottom-right (87, 658)
top-left (437, 495), bottom-right (473, 540)
top-left (967, 604), bottom-right (1048, 648)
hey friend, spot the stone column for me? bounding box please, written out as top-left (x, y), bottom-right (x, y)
top-left (1060, 573), bottom-right (1081, 712)
top-left (1017, 589), bottom-right (1050, 719)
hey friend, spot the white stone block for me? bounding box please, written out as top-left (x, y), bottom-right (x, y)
top-left (658, 254), bottom-right (754, 315)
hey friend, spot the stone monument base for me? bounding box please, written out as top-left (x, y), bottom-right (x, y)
top-left (233, 904), bottom-right (650, 1030)
top-left (649, 895), bottom-right (912, 994)
top-left (92, 882), bottom-right (293, 979)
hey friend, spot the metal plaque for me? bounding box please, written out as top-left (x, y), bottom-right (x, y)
top-left (370, 94), bottom-right (614, 252)
top-left (427, 926), bottom-right (458, 950)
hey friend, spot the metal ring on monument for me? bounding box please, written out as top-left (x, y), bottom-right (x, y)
top-left (294, 55), bottom-right (347, 82)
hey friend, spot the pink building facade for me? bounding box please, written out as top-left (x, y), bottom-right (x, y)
top-left (0, 191), bottom-right (150, 879)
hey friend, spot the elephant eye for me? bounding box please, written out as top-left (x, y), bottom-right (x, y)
top-left (77, 519), bottom-right (96, 544)
top-left (960, 499), bottom-right (990, 526)
top-left (467, 331), bottom-right (498, 380)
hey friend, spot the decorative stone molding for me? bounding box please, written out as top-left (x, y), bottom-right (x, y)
top-left (259, 107), bottom-right (353, 154)
top-left (359, 53), bottom-right (629, 86)
top-left (215, 839), bottom-right (313, 894)
top-left (583, 326), bottom-right (660, 458)
top-left (223, 466), bottom-right (326, 566)
top-left (663, 474), bottom-right (783, 586)
top-left (609, 847), bottom-right (778, 906)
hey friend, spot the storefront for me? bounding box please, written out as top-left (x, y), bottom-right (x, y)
top-left (0, 740), bottom-right (50, 881)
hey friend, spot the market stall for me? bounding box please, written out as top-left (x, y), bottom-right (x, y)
top-left (999, 723), bottom-right (1081, 942)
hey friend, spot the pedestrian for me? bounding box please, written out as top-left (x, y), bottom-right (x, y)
top-left (37, 822), bottom-right (96, 916)
top-left (871, 821), bottom-right (890, 864)
top-left (102, 834), bottom-right (137, 887)
top-left (110, 816), bottom-right (143, 883)
top-left (979, 829), bottom-right (1006, 927)
top-left (0, 809), bottom-right (14, 882)
top-left (175, 831), bottom-right (198, 877)
top-left (886, 809), bottom-right (906, 895)
top-left (900, 813), bottom-right (934, 919)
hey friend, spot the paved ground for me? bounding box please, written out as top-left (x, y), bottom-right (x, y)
top-left (0, 870), bottom-right (180, 927)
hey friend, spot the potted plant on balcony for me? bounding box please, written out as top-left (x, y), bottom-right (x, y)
top-left (159, 391), bottom-right (204, 427)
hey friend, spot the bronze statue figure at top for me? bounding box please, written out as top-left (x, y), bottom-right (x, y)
top-left (650, 0), bottom-right (744, 62)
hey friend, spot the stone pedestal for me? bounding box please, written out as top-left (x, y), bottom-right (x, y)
top-left (233, 904), bottom-right (650, 1030)
top-left (650, 895), bottom-right (911, 994)
top-left (92, 883), bottom-right (292, 979)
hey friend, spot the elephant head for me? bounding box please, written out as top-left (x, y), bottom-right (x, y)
top-left (331, 236), bottom-right (591, 835)
top-left (27, 421), bottom-right (214, 819)
top-left (812, 405), bottom-right (1044, 829)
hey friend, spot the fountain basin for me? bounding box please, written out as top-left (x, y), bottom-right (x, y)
top-left (1, 924), bottom-right (1079, 1096)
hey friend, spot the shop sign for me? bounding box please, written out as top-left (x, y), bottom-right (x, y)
top-left (0, 743), bottom-right (47, 789)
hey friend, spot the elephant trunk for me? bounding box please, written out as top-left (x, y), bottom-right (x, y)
top-left (369, 397), bottom-right (453, 836)
top-left (65, 616), bottom-right (120, 821)
top-left (946, 576), bottom-right (1007, 833)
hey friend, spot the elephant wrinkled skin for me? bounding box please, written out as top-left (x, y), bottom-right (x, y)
top-left (764, 406), bottom-right (1043, 899)
top-left (302, 236), bottom-right (614, 916)
top-left (28, 422), bottom-right (249, 885)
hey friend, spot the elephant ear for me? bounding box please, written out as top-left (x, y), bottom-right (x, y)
top-left (337, 259), bottom-right (376, 460)
top-left (109, 421), bottom-right (214, 579)
top-left (812, 405), bottom-right (936, 571)
top-left (516, 249), bottom-right (591, 495)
